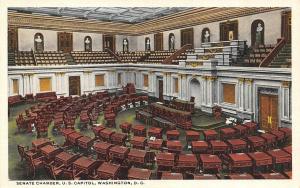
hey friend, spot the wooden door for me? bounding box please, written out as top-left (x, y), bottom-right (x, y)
top-left (69, 76), bottom-right (81, 96)
top-left (158, 80), bottom-right (163, 102)
top-left (58, 32), bottom-right (73, 52)
top-left (181, 28), bottom-right (194, 48)
top-left (281, 11), bottom-right (291, 43)
top-left (8, 27), bottom-right (18, 52)
top-left (259, 94), bottom-right (278, 131)
top-left (220, 20), bottom-right (238, 41)
top-left (154, 33), bottom-right (163, 51)
top-left (103, 35), bottom-right (115, 52)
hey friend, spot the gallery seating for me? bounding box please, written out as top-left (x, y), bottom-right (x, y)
top-left (71, 51), bottom-right (118, 64)
top-left (35, 51), bottom-right (68, 65)
top-left (8, 95), bottom-right (24, 106)
top-left (35, 92), bottom-right (57, 102)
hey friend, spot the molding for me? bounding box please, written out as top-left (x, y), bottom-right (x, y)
top-left (281, 81), bottom-right (291, 88)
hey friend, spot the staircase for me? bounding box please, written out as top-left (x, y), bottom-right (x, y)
top-left (269, 43), bottom-right (291, 68)
top-left (8, 52), bottom-right (15, 66)
top-left (64, 52), bottom-right (76, 65)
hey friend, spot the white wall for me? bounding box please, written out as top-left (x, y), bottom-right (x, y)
top-left (73, 32), bottom-right (103, 51)
top-left (115, 35), bottom-right (138, 52)
top-left (137, 34), bottom-right (154, 51)
top-left (18, 28), bottom-right (58, 51)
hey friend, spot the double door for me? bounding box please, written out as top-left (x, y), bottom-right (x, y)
top-left (220, 20), bottom-right (238, 41)
top-left (58, 32), bottom-right (73, 52)
top-left (259, 94), bottom-right (278, 131)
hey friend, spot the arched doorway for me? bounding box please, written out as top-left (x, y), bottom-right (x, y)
top-left (190, 78), bottom-right (201, 108)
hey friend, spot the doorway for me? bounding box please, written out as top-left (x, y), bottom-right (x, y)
top-left (259, 93), bottom-right (279, 131)
top-left (220, 20), bottom-right (238, 41)
top-left (154, 33), bottom-right (163, 51)
top-left (181, 28), bottom-right (194, 48)
top-left (57, 32), bottom-right (73, 52)
top-left (103, 35), bottom-right (115, 52)
top-left (69, 76), bottom-right (81, 96)
top-left (190, 78), bottom-right (201, 107)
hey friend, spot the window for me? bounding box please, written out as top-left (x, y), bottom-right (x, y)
top-left (84, 36), bottom-right (92, 51)
top-left (118, 73), bottom-right (122, 85)
top-left (223, 83), bottom-right (235, 104)
top-left (39, 77), bottom-right (52, 92)
top-left (143, 74), bottom-right (149, 87)
top-left (95, 74), bottom-right (105, 87)
top-left (173, 78), bottom-right (179, 93)
top-left (12, 79), bottom-right (19, 95)
top-left (34, 33), bottom-right (44, 52)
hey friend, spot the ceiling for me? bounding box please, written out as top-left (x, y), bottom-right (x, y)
top-left (8, 7), bottom-right (191, 23)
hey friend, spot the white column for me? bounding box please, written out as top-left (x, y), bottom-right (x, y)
top-left (201, 76), bottom-right (207, 105)
top-left (281, 81), bottom-right (290, 119)
top-left (238, 78), bottom-right (245, 111)
top-left (245, 79), bottom-right (253, 112)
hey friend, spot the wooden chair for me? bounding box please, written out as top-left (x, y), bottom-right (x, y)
top-left (17, 145), bottom-right (35, 161)
top-left (24, 152), bottom-right (45, 179)
top-left (62, 169), bottom-right (84, 180)
top-left (43, 161), bottom-right (64, 180)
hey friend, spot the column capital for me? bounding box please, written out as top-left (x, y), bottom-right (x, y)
top-left (238, 78), bottom-right (245, 83)
top-left (282, 81), bottom-right (291, 88)
top-left (244, 78), bottom-right (253, 84)
top-left (207, 76), bottom-right (217, 81)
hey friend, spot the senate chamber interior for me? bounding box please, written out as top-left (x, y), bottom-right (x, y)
top-left (7, 7), bottom-right (292, 180)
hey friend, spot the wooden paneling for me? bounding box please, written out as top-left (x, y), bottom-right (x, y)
top-left (39, 78), bottom-right (52, 92)
top-left (8, 27), bottom-right (18, 52)
top-left (220, 20), bottom-right (238, 41)
top-left (259, 94), bottom-right (279, 131)
top-left (69, 76), bottom-right (81, 96)
top-left (181, 28), bottom-right (194, 48)
top-left (58, 32), bottom-right (73, 52)
top-left (159, 79), bottom-right (163, 101)
top-left (154, 33), bottom-right (163, 51)
top-left (95, 74), bottom-right (105, 87)
top-left (143, 74), bottom-right (149, 87)
top-left (223, 83), bottom-right (235, 104)
top-left (12, 79), bottom-right (19, 94)
top-left (281, 11), bottom-right (291, 43)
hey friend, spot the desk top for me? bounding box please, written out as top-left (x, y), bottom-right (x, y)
top-left (166, 129), bottom-right (180, 136)
top-left (97, 162), bottom-right (120, 175)
top-left (68, 132), bottom-right (83, 140)
top-left (100, 129), bottom-right (115, 136)
top-left (228, 153), bottom-right (252, 162)
top-left (210, 140), bottom-right (228, 147)
top-left (94, 141), bottom-right (114, 151)
top-left (156, 152), bottom-right (175, 161)
top-left (260, 133), bottom-right (276, 141)
top-left (128, 149), bottom-right (146, 158)
top-left (128, 167), bottom-right (151, 180)
top-left (161, 172), bottom-right (183, 180)
top-left (40, 145), bottom-right (60, 156)
top-left (220, 127), bottom-right (236, 134)
top-left (203, 130), bottom-right (218, 136)
top-left (247, 136), bottom-right (265, 143)
top-left (148, 127), bottom-right (162, 134)
top-left (32, 138), bottom-right (51, 149)
top-left (148, 139), bottom-right (163, 146)
top-left (200, 154), bottom-right (222, 163)
top-left (111, 132), bottom-right (127, 140)
top-left (191, 141), bottom-right (208, 147)
top-left (167, 140), bottom-right (182, 148)
top-left (78, 136), bottom-right (93, 144)
top-left (178, 154), bottom-right (197, 162)
top-left (270, 130), bottom-right (285, 140)
top-left (55, 151), bottom-right (77, 165)
top-left (132, 125), bottom-right (146, 131)
top-left (279, 127), bottom-right (292, 137)
top-left (226, 139), bottom-right (247, 146)
top-left (61, 128), bottom-right (76, 136)
top-left (131, 136), bottom-right (147, 143)
top-left (247, 152), bottom-right (272, 162)
top-left (73, 156), bottom-right (96, 169)
top-left (267, 149), bottom-right (291, 159)
top-left (186, 130), bottom-right (200, 137)
top-left (233, 124), bottom-right (247, 131)
top-left (109, 145), bottom-right (129, 155)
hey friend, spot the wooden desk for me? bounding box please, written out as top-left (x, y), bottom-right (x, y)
top-left (209, 140), bottom-right (229, 154)
top-left (136, 110), bottom-right (152, 125)
top-left (93, 141), bottom-right (114, 160)
top-left (152, 116), bottom-right (176, 130)
top-left (156, 152), bottom-right (175, 167)
top-left (171, 98), bottom-right (195, 113)
top-left (132, 125), bottom-right (146, 137)
top-left (55, 151), bottom-right (79, 167)
top-left (109, 145), bottom-right (129, 161)
top-left (128, 149), bottom-right (147, 165)
top-left (32, 138), bottom-right (51, 150)
top-left (258, 173), bottom-right (287, 179)
top-left (247, 152), bottom-right (272, 168)
top-left (185, 130), bottom-right (200, 142)
top-left (193, 174), bottom-right (218, 179)
top-left (283, 145), bottom-right (292, 155)
top-left (191, 141), bottom-right (209, 153)
top-left (233, 124), bottom-right (247, 137)
top-left (148, 127), bottom-right (163, 139)
top-left (130, 136), bottom-right (147, 150)
top-left (92, 125), bottom-right (106, 137)
top-left (110, 132), bottom-right (127, 145)
top-left (246, 136), bottom-right (265, 150)
top-left (267, 149), bottom-right (291, 165)
top-left (199, 154), bottom-right (222, 172)
top-left (177, 154), bottom-right (198, 169)
top-left (148, 139), bottom-right (163, 150)
top-left (60, 128), bottom-right (76, 137)
top-left (99, 129), bottom-right (115, 142)
top-left (226, 139), bottom-right (247, 152)
top-left (73, 156), bottom-right (98, 175)
top-left (243, 122), bottom-right (257, 134)
top-left (227, 153), bottom-right (252, 171)
top-left (228, 173), bottom-right (254, 179)
top-left (260, 133), bottom-right (277, 147)
top-left (203, 130), bottom-right (218, 141)
top-left (119, 122), bottom-right (132, 133)
top-left (279, 127), bottom-right (292, 140)
top-left (40, 145), bottom-right (62, 160)
top-left (77, 136), bottom-right (94, 150)
top-left (220, 127), bottom-right (236, 140)
top-left (128, 167), bottom-right (151, 180)
top-left (167, 140), bottom-right (182, 153)
top-left (270, 130), bottom-right (285, 142)
top-left (166, 129), bottom-right (180, 140)
top-left (67, 132), bottom-right (83, 145)
top-left (97, 162), bottom-right (120, 180)
top-left (161, 172), bottom-right (183, 180)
